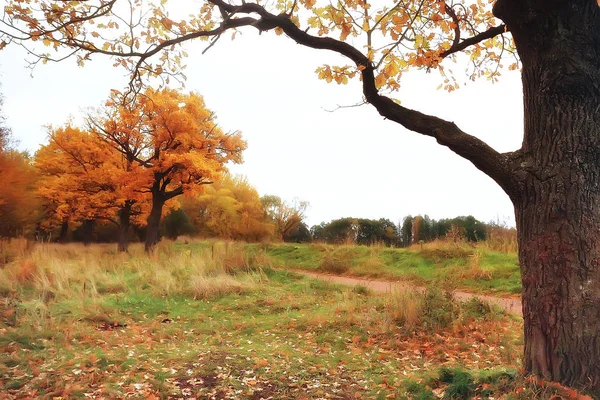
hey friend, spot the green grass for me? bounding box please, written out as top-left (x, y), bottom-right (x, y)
top-left (0, 241), bottom-right (547, 398)
top-left (234, 241), bottom-right (522, 296)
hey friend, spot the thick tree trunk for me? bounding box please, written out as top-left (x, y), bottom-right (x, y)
top-left (58, 218), bottom-right (69, 243)
top-left (515, 181), bottom-right (600, 392)
top-left (145, 196), bottom-right (164, 252)
top-left (495, 0), bottom-right (600, 393)
top-left (117, 202), bottom-right (132, 253)
top-left (82, 219), bottom-right (95, 246)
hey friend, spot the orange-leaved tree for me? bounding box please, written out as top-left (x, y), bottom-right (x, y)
top-left (34, 125), bottom-right (141, 247)
top-left (34, 125), bottom-right (150, 249)
top-left (89, 88), bottom-right (246, 251)
top-left (0, 91), bottom-right (38, 237)
top-left (3, 0), bottom-right (600, 391)
top-left (0, 151), bottom-right (37, 238)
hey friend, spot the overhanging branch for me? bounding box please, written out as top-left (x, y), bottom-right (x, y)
top-left (3, 0), bottom-right (518, 194)
top-left (208, 0), bottom-right (516, 194)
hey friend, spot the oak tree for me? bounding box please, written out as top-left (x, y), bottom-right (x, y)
top-left (2, 0), bottom-right (600, 391)
top-left (90, 88), bottom-right (246, 251)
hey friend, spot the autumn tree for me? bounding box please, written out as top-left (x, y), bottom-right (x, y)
top-left (184, 174), bottom-right (274, 241)
top-left (0, 151), bottom-right (38, 237)
top-left (0, 92), bottom-right (38, 237)
top-left (440, 215), bottom-right (487, 242)
top-left (90, 88), bottom-right (246, 251)
top-left (2, 0), bottom-right (600, 391)
top-left (35, 125), bottom-right (144, 249)
top-left (261, 195), bottom-right (308, 241)
top-left (284, 222), bottom-right (312, 243)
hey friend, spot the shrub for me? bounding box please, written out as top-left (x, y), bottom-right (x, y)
top-left (438, 367), bottom-right (475, 399)
top-left (387, 289), bottom-right (424, 330)
top-left (484, 225), bottom-right (518, 253)
top-left (351, 284), bottom-right (370, 296)
top-left (319, 248), bottom-right (353, 274)
top-left (420, 288), bottom-right (461, 331)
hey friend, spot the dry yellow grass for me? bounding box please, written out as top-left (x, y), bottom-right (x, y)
top-left (484, 226), bottom-right (518, 253)
top-left (0, 241), bottom-right (269, 304)
top-left (459, 250), bottom-right (493, 281)
top-left (0, 237), bottom-right (34, 266)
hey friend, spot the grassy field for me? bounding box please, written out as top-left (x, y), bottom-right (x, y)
top-left (1, 240), bottom-right (578, 399)
top-left (237, 241), bottom-right (522, 296)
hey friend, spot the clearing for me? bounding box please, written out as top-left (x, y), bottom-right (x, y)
top-left (0, 241), bottom-right (579, 399)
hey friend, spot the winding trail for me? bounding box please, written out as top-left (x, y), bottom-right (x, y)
top-left (294, 270), bottom-right (523, 317)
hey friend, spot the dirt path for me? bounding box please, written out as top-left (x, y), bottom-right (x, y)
top-left (294, 270), bottom-right (523, 317)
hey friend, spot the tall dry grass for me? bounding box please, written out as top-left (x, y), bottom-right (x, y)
top-left (408, 233), bottom-right (518, 256)
top-left (484, 226), bottom-right (518, 253)
top-left (458, 250), bottom-right (493, 281)
top-left (337, 285), bottom-right (502, 336)
top-left (0, 238), bottom-right (34, 267)
top-left (0, 240), bottom-right (272, 304)
top-left (319, 246), bottom-right (353, 274)
top-left (409, 239), bottom-right (475, 260)
top-left (0, 241), bottom-right (274, 335)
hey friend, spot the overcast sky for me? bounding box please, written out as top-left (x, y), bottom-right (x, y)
top-left (0, 27), bottom-right (523, 228)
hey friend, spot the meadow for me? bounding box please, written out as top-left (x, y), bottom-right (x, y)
top-left (247, 240), bottom-right (521, 297)
top-left (0, 239), bottom-right (579, 399)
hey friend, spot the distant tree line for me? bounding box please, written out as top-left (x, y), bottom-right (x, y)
top-left (304, 214), bottom-right (489, 247)
top-left (398, 215), bottom-right (487, 246)
top-left (160, 210), bottom-right (493, 247)
top-left (310, 218), bottom-right (398, 246)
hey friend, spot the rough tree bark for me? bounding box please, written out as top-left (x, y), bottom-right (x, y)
top-left (81, 219), bottom-right (95, 246)
top-left (493, 0), bottom-right (600, 392)
top-left (117, 201), bottom-right (133, 253)
top-left (145, 193), bottom-right (164, 252)
top-left (58, 217), bottom-right (69, 243)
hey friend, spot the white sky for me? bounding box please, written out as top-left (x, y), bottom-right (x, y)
top-left (0, 26), bottom-right (523, 228)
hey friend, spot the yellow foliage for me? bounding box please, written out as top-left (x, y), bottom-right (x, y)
top-left (34, 88), bottom-right (246, 241)
top-left (2, 0), bottom-right (511, 91)
top-left (185, 174), bottom-right (274, 241)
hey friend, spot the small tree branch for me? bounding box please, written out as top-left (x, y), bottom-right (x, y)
top-left (439, 24), bottom-right (508, 59)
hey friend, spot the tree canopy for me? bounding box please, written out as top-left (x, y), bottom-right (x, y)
top-left (91, 87), bottom-right (247, 250)
top-left (35, 126), bottom-right (128, 227)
